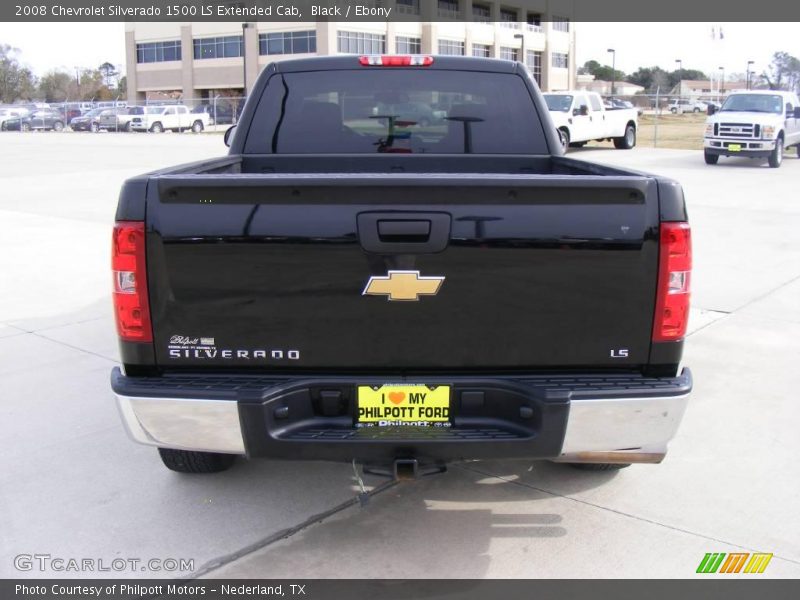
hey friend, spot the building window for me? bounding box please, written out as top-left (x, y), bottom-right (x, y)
top-left (552, 52), bottom-right (569, 69)
top-left (500, 47), bottom-right (519, 62)
top-left (438, 0), bottom-right (460, 19)
top-left (438, 40), bottom-right (465, 56)
top-left (396, 0), bottom-right (420, 15)
top-left (526, 13), bottom-right (543, 32)
top-left (472, 44), bottom-right (492, 58)
top-left (526, 50), bottom-right (542, 86)
top-left (500, 8), bottom-right (517, 20)
top-left (396, 36), bottom-right (421, 54)
top-left (136, 40), bottom-right (181, 64)
top-left (193, 36), bottom-right (243, 60)
top-left (552, 17), bottom-right (570, 32)
top-left (259, 31), bottom-right (316, 55)
top-left (337, 31), bottom-right (386, 54)
top-left (472, 3), bottom-right (490, 21)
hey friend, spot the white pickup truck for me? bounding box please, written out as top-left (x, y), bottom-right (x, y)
top-left (704, 90), bottom-right (800, 168)
top-left (544, 91), bottom-right (638, 150)
top-left (129, 105), bottom-right (209, 133)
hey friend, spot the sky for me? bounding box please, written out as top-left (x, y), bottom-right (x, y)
top-left (0, 21), bottom-right (798, 80)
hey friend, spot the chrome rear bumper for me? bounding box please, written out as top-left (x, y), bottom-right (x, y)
top-left (114, 369), bottom-right (691, 463)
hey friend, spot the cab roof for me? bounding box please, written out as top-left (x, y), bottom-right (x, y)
top-left (270, 55), bottom-right (520, 74)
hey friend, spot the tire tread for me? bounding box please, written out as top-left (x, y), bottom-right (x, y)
top-left (158, 448), bottom-right (236, 473)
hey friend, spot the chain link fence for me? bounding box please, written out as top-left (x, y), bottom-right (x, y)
top-left (0, 96), bottom-right (247, 134)
top-left (601, 93), bottom-right (713, 149)
top-left (4, 92), bottom-right (713, 149)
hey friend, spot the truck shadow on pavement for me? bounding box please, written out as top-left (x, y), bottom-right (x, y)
top-left (191, 457), bottom-right (621, 578)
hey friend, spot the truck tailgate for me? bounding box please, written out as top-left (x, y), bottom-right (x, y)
top-left (146, 174), bottom-right (659, 371)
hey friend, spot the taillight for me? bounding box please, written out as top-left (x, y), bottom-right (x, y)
top-left (653, 222), bottom-right (692, 342)
top-left (112, 222), bottom-right (152, 342)
top-left (359, 55), bottom-right (434, 67)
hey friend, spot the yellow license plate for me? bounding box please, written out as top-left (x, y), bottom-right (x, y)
top-left (357, 384), bottom-right (450, 425)
top-left (728, 144), bottom-right (742, 152)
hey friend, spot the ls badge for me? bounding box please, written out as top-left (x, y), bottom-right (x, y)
top-left (362, 270), bottom-right (445, 301)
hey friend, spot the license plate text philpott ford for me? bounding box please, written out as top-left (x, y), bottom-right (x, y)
top-left (357, 384), bottom-right (450, 426)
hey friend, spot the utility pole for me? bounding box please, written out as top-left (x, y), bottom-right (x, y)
top-left (607, 48), bottom-right (616, 98)
top-left (746, 60), bottom-right (754, 89)
top-left (675, 59), bottom-right (682, 99)
top-left (241, 23), bottom-right (251, 96)
top-left (513, 33), bottom-right (525, 70)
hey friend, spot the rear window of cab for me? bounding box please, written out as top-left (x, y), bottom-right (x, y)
top-left (244, 69), bottom-right (548, 155)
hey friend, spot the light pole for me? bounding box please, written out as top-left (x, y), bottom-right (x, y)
top-left (607, 48), bottom-right (616, 98)
top-left (675, 59), bottom-right (682, 99)
top-left (513, 33), bottom-right (525, 68)
top-left (74, 66), bottom-right (80, 98)
top-left (718, 66), bottom-right (724, 103)
top-left (746, 60), bottom-right (754, 90)
top-left (241, 23), bottom-right (251, 96)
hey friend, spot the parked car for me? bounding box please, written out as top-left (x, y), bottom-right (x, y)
top-left (544, 91), bottom-right (638, 149)
top-left (129, 105), bottom-right (208, 133)
top-left (70, 108), bottom-right (106, 132)
top-left (3, 108), bottom-right (65, 132)
top-left (191, 103), bottom-right (235, 125)
top-left (96, 100), bottom-right (128, 109)
top-left (669, 99), bottom-right (707, 114)
top-left (704, 89), bottom-right (800, 168)
top-left (97, 107), bottom-right (138, 132)
top-left (604, 98), bottom-right (634, 109)
top-left (111, 55), bottom-right (692, 476)
top-left (0, 107), bottom-right (27, 130)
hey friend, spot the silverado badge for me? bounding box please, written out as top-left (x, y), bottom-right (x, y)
top-left (362, 270), bottom-right (445, 302)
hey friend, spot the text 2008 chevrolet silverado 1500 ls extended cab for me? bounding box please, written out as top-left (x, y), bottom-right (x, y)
top-left (111, 55), bottom-right (692, 476)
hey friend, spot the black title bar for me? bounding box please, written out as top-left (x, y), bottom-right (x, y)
top-left (3, 579), bottom-right (800, 600)
top-left (3, 0), bottom-right (800, 22)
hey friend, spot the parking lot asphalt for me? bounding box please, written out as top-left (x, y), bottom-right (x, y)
top-left (1, 133), bottom-right (799, 579)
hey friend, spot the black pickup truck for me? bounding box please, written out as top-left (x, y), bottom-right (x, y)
top-left (111, 56), bottom-right (692, 476)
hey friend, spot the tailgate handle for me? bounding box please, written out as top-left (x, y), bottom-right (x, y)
top-left (358, 212), bottom-right (451, 254)
top-left (378, 220), bottom-right (431, 242)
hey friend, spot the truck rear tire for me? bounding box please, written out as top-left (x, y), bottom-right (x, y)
top-left (768, 138), bottom-right (783, 168)
top-left (567, 462), bottom-right (631, 471)
top-left (558, 128), bottom-right (570, 151)
top-left (704, 151), bottom-right (719, 165)
top-left (192, 120), bottom-right (204, 133)
top-left (613, 124), bottom-right (636, 149)
top-left (158, 448), bottom-right (236, 473)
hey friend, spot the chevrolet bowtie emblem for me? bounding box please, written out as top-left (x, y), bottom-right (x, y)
top-left (362, 270), bottom-right (445, 301)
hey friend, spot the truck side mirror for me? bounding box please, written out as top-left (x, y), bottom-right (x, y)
top-left (794, 107), bottom-right (800, 119)
top-left (579, 105), bottom-right (589, 116)
top-left (223, 125), bottom-right (236, 147)
top-left (707, 105), bottom-right (716, 116)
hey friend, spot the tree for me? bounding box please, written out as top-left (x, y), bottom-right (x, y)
top-left (626, 66), bottom-right (672, 93)
top-left (116, 75), bottom-right (127, 97)
top-left (98, 62), bottom-right (118, 88)
top-left (578, 60), bottom-right (601, 75)
top-left (761, 52), bottom-right (800, 92)
top-left (38, 70), bottom-right (75, 102)
top-left (580, 59), bottom-right (625, 83)
top-left (668, 69), bottom-right (707, 89)
top-left (0, 44), bottom-right (37, 103)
